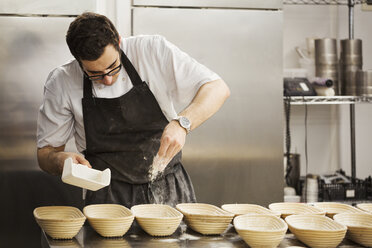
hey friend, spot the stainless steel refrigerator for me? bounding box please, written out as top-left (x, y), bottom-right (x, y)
top-left (0, 0), bottom-right (96, 166)
top-left (132, 0), bottom-right (284, 206)
top-left (0, 1), bottom-right (95, 247)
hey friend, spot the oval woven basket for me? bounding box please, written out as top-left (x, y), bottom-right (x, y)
top-left (356, 203), bottom-right (372, 214)
top-left (234, 214), bottom-right (287, 248)
top-left (334, 212), bottom-right (372, 247)
top-left (313, 202), bottom-right (363, 218)
top-left (83, 204), bottom-right (134, 237)
top-left (221, 204), bottom-right (281, 218)
top-left (131, 204), bottom-right (183, 236)
top-left (176, 203), bottom-right (234, 235)
top-left (268, 202), bottom-right (325, 219)
top-left (285, 214), bottom-right (347, 248)
top-left (33, 206), bottom-right (86, 239)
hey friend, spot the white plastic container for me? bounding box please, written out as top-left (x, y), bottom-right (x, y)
top-left (61, 158), bottom-right (111, 191)
top-left (284, 195), bottom-right (301, 203)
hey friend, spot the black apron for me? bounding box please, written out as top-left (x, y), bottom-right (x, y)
top-left (82, 50), bottom-right (196, 208)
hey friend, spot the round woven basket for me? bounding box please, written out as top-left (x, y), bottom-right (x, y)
top-left (285, 214), bottom-right (347, 248)
top-left (221, 204), bottom-right (280, 218)
top-left (313, 202), bottom-right (363, 218)
top-left (234, 214), bottom-right (287, 248)
top-left (268, 202), bottom-right (325, 219)
top-left (131, 204), bottom-right (183, 236)
top-left (83, 204), bottom-right (134, 237)
top-left (334, 212), bottom-right (372, 247)
top-left (33, 206), bottom-right (86, 239)
top-left (356, 203), bottom-right (372, 214)
top-left (176, 203), bottom-right (234, 235)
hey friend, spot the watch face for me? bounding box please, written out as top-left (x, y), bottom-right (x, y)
top-left (180, 116), bottom-right (191, 128)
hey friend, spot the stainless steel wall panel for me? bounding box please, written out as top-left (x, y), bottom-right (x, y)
top-left (133, 8), bottom-right (283, 206)
top-left (133, 0), bottom-right (282, 9)
top-left (0, 0), bottom-right (96, 15)
top-left (0, 16), bottom-right (74, 162)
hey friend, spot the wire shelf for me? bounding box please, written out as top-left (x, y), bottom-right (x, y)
top-left (283, 0), bottom-right (365, 5)
top-left (284, 96), bottom-right (372, 105)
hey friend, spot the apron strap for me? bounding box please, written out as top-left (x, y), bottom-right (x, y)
top-left (83, 75), bottom-right (93, 99)
top-left (82, 49), bottom-right (143, 99)
top-left (120, 50), bottom-right (143, 87)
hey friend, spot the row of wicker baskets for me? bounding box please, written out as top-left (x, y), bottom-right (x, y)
top-left (230, 202), bottom-right (372, 248)
top-left (34, 202), bottom-right (372, 248)
top-left (34, 203), bottom-right (235, 239)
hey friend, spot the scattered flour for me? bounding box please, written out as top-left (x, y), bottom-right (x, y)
top-left (155, 238), bottom-right (179, 243)
top-left (178, 233), bottom-right (201, 241)
top-left (147, 154), bottom-right (172, 204)
top-left (148, 154), bottom-right (171, 182)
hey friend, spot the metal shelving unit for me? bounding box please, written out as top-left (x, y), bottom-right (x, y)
top-left (283, 0), bottom-right (365, 5)
top-left (284, 96), bottom-right (372, 105)
top-left (283, 0), bottom-right (368, 180)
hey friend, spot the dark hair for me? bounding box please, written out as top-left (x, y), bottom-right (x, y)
top-left (66, 12), bottom-right (120, 61)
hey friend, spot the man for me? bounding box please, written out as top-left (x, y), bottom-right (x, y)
top-left (37, 12), bottom-right (230, 208)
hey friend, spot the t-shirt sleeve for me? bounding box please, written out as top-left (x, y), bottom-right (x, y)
top-left (37, 69), bottom-right (74, 148)
top-left (154, 36), bottom-right (221, 112)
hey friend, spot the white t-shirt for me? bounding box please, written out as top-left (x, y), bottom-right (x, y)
top-left (37, 35), bottom-right (220, 152)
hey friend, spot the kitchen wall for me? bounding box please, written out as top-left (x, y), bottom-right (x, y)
top-left (283, 4), bottom-right (372, 179)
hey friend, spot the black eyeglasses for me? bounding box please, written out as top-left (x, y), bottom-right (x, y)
top-left (84, 64), bottom-right (122, 81)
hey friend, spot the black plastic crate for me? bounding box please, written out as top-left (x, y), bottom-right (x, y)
top-left (365, 176), bottom-right (372, 201)
top-left (320, 182), bottom-right (344, 201)
top-left (299, 173), bottom-right (367, 202)
top-left (320, 180), bottom-right (366, 202)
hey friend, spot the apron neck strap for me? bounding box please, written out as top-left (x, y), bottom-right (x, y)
top-left (83, 74), bottom-right (93, 98)
top-left (120, 50), bottom-right (143, 86)
top-left (83, 49), bottom-right (143, 98)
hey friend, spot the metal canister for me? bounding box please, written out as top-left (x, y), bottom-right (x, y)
top-left (340, 39), bottom-right (363, 65)
top-left (357, 70), bottom-right (372, 96)
top-left (339, 39), bottom-right (363, 96)
top-left (315, 38), bottom-right (338, 94)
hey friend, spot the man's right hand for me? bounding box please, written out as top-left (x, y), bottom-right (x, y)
top-left (37, 145), bottom-right (91, 176)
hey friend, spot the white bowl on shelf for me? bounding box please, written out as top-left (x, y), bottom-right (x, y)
top-left (284, 195), bottom-right (301, 203)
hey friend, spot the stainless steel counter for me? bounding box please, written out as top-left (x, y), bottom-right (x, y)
top-left (41, 222), bottom-right (364, 248)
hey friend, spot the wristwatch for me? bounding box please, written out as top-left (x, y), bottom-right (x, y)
top-left (173, 116), bottom-right (191, 134)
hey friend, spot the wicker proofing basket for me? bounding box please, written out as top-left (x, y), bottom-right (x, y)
top-left (176, 203), bottom-right (234, 235)
top-left (268, 202), bottom-right (326, 219)
top-left (221, 204), bottom-right (281, 218)
top-left (83, 204), bottom-right (134, 237)
top-left (333, 212), bottom-right (372, 247)
top-left (131, 204), bottom-right (183, 236)
top-left (313, 202), bottom-right (364, 218)
top-left (234, 214), bottom-right (288, 248)
top-left (285, 214), bottom-right (347, 248)
top-left (33, 206), bottom-right (86, 239)
top-left (356, 203), bottom-right (372, 214)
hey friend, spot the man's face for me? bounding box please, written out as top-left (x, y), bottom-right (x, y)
top-left (80, 45), bottom-right (121, 86)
